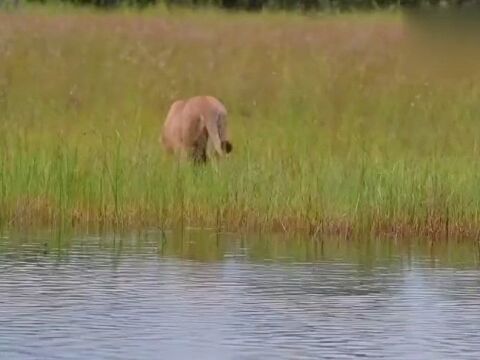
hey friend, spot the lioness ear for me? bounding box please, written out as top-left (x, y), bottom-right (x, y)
top-left (222, 141), bottom-right (232, 154)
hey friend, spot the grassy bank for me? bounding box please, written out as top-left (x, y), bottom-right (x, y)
top-left (1, 7), bottom-right (480, 238)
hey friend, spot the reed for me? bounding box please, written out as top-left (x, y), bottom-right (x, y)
top-left (1, 6), bottom-right (480, 238)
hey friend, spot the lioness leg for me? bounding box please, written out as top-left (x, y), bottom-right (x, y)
top-left (190, 127), bottom-right (208, 165)
top-left (191, 146), bottom-right (207, 165)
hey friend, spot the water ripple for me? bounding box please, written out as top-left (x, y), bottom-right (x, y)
top-left (0, 238), bottom-right (480, 359)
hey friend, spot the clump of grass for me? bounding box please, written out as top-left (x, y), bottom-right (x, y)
top-left (1, 7), bottom-right (480, 238)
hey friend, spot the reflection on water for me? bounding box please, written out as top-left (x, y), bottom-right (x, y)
top-left (1, 229), bottom-right (480, 359)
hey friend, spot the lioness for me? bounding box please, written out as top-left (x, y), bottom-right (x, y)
top-left (160, 96), bottom-right (232, 164)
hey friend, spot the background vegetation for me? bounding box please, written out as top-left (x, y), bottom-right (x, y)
top-left (1, 7), bottom-right (480, 238)
top-left (15, 0), bottom-right (480, 10)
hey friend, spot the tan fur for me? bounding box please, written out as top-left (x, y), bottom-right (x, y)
top-left (160, 96), bottom-right (232, 164)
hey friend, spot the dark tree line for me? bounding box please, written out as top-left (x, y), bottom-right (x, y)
top-left (24, 0), bottom-right (480, 10)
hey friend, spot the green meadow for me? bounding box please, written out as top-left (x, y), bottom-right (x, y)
top-left (1, 6), bottom-right (480, 238)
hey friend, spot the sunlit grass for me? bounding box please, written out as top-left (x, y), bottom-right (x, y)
top-left (1, 6), bottom-right (480, 238)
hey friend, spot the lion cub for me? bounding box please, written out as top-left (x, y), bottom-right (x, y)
top-left (160, 96), bottom-right (232, 164)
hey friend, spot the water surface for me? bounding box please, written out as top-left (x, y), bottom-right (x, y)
top-left (1, 230), bottom-right (480, 359)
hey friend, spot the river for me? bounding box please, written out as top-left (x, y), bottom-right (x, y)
top-left (1, 230), bottom-right (479, 359)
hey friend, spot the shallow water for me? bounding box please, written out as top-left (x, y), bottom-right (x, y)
top-left (1, 230), bottom-right (480, 359)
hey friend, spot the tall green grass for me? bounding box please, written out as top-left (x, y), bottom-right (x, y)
top-left (1, 7), bottom-right (480, 238)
